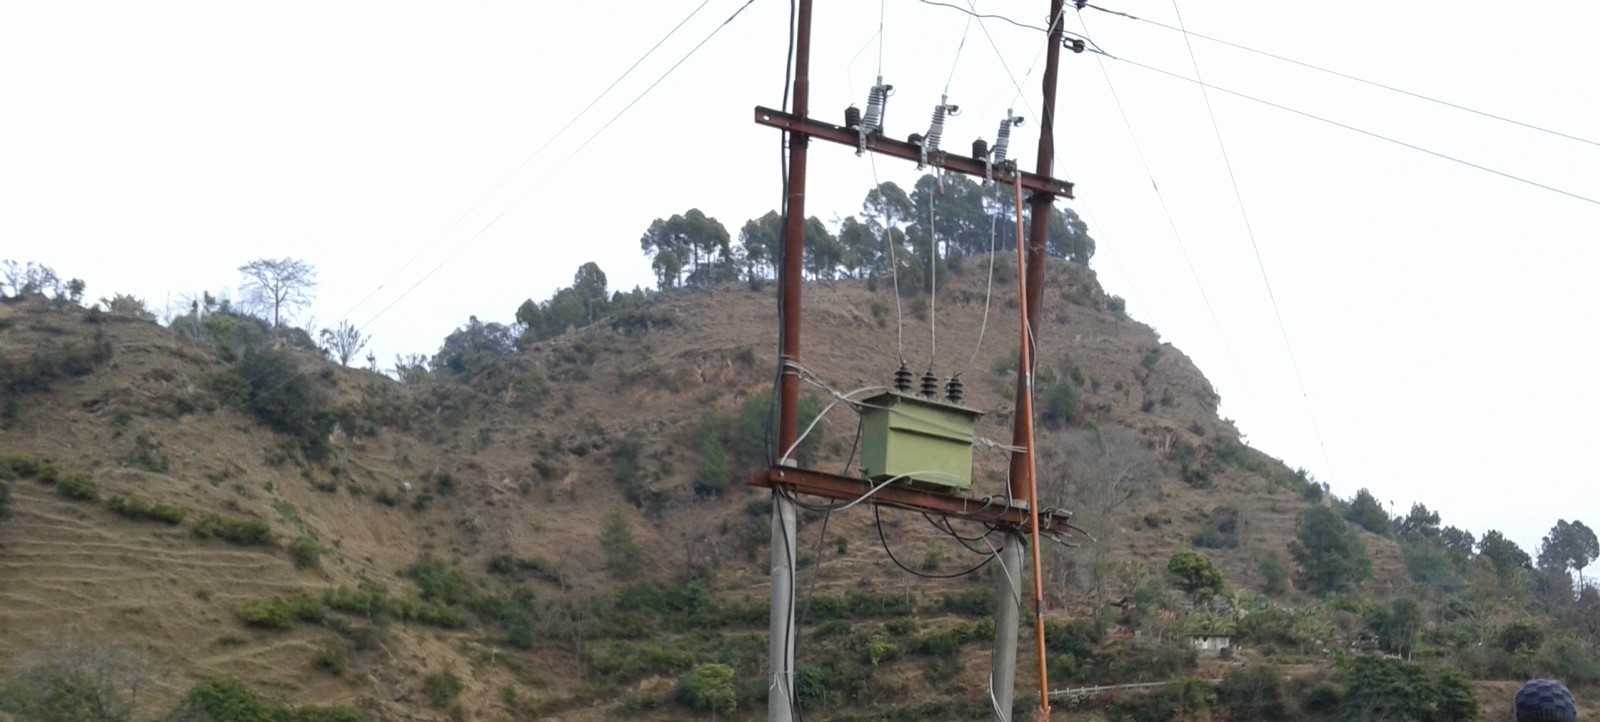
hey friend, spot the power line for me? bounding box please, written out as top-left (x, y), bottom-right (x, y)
top-left (1083, 2), bottom-right (1600, 149)
top-left (1104, 53), bottom-right (1600, 208)
top-left (964, 0), bottom-right (1030, 119)
top-left (330, 0), bottom-right (717, 331)
top-left (1166, 0), bottom-right (1333, 476)
top-left (1076, 11), bottom-right (1238, 372)
top-left (357, 0), bottom-right (762, 334)
top-left (918, 0), bottom-right (1047, 33)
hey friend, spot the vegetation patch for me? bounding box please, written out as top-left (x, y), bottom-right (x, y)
top-left (192, 513), bottom-right (274, 546)
top-left (105, 494), bottom-right (187, 525)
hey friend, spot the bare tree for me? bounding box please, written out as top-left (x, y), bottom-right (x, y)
top-left (0, 633), bottom-right (166, 721)
top-left (237, 257), bottom-right (316, 328)
top-left (1, 260), bottom-right (65, 298)
top-left (318, 320), bottom-right (369, 367)
top-left (1037, 424), bottom-right (1162, 597)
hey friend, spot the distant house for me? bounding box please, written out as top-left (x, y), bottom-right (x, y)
top-left (1187, 634), bottom-right (1233, 655)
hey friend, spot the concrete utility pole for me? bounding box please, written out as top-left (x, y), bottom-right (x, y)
top-left (993, 1), bottom-right (1067, 720)
top-left (754, 2), bottom-right (1074, 721)
top-left (768, 1), bottom-right (813, 721)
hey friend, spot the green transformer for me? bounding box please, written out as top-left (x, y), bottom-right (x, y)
top-left (858, 391), bottom-right (984, 494)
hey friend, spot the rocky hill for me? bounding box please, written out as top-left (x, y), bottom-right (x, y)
top-left (0, 258), bottom-right (1592, 722)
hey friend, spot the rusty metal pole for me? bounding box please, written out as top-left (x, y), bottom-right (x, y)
top-left (769, 2), bottom-right (812, 722)
top-left (1004, 1), bottom-right (1066, 720)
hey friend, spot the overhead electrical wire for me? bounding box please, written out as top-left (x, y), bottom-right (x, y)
top-left (868, 155), bottom-right (907, 362)
top-left (1076, 11), bottom-right (1239, 373)
top-left (952, 2), bottom-right (1597, 208)
top-left (1083, 1), bottom-right (1600, 149)
top-left (328, 0), bottom-right (717, 333)
top-left (875, 505), bottom-right (995, 579)
top-left (963, 0), bottom-right (1035, 124)
top-left (965, 211), bottom-right (1000, 367)
top-left (356, 0), bottom-right (762, 336)
top-left (918, 0), bottom-right (1047, 33)
top-left (1167, 0), bottom-right (1336, 476)
top-left (1103, 54), bottom-right (1600, 208)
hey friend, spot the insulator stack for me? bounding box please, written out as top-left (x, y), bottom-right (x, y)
top-left (893, 363), bottom-right (913, 393)
top-left (920, 369), bottom-right (939, 399)
top-left (922, 96), bottom-right (959, 156)
top-left (944, 375), bottom-right (964, 404)
top-left (993, 109), bottom-right (1023, 163)
top-left (862, 78), bottom-right (890, 135)
top-left (844, 105), bottom-right (862, 129)
top-left (971, 138), bottom-right (988, 161)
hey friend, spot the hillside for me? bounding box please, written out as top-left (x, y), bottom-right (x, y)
top-left (0, 258), bottom-right (1594, 722)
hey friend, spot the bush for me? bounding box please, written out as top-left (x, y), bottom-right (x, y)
top-left (238, 594), bottom-right (324, 630)
top-left (1259, 553), bottom-right (1288, 596)
top-left (422, 671), bottom-right (463, 709)
top-left (676, 663), bottom-right (736, 716)
top-left (0, 664), bottom-right (130, 722)
top-left (117, 433), bottom-right (170, 473)
top-left (312, 640), bottom-right (348, 676)
top-left (732, 389), bottom-right (823, 467)
top-left (1340, 656), bottom-right (1477, 722)
top-left (1216, 665), bottom-right (1288, 722)
top-left (1193, 505), bottom-right (1242, 549)
top-left (600, 508), bottom-right (641, 578)
top-left (106, 494), bottom-right (187, 524)
top-left (230, 348), bottom-right (335, 460)
top-left (238, 598), bottom-right (293, 630)
top-left (0, 454), bottom-right (43, 479)
top-left (164, 677), bottom-right (367, 722)
top-left (486, 554), bottom-right (565, 586)
top-left (56, 473), bottom-right (99, 501)
top-left (192, 514), bottom-right (273, 546)
top-left (289, 536), bottom-right (323, 569)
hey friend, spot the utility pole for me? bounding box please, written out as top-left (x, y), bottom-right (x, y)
top-left (754, 2), bottom-right (1075, 721)
top-left (993, 2), bottom-right (1066, 720)
top-left (768, 1), bottom-right (813, 721)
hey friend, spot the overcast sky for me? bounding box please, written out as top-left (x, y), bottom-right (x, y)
top-left (4, 1), bottom-right (1597, 565)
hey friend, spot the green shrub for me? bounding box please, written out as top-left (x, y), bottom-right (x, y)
top-left (600, 508), bottom-right (641, 578)
top-left (941, 589), bottom-right (992, 616)
top-left (0, 454), bottom-right (42, 479)
top-left (230, 348), bottom-right (335, 460)
top-left (1340, 656), bottom-right (1477, 722)
top-left (0, 664), bottom-right (130, 722)
top-left (117, 433), bottom-right (170, 473)
top-left (192, 514), bottom-right (273, 546)
top-left (422, 671), bottom-right (463, 709)
top-left (56, 473), bottom-right (98, 501)
top-left (486, 554), bottom-right (565, 586)
top-left (312, 641), bottom-right (348, 676)
top-left (164, 677), bottom-right (368, 722)
top-left (106, 494), bottom-right (187, 524)
top-left (238, 598), bottom-right (293, 630)
top-left (289, 536), bottom-right (323, 569)
top-left (1259, 553), bottom-right (1288, 596)
top-left (323, 582), bottom-right (391, 620)
top-left (676, 663), bottom-right (736, 716)
top-left (732, 389), bottom-right (823, 467)
top-left (238, 593), bottom-right (324, 630)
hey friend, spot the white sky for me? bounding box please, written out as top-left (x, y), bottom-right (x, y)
top-left (4, 1), bottom-right (1598, 565)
